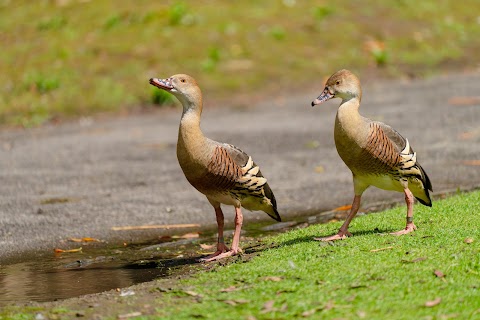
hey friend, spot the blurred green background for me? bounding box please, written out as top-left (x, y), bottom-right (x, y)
top-left (1, 0), bottom-right (479, 127)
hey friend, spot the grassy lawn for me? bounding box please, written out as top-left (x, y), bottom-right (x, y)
top-left (155, 190), bottom-right (480, 319)
top-left (2, 190), bottom-right (479, 319)
top-left (1, 0), bottom-right (480, 126)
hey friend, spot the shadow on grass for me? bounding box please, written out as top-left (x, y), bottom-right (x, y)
top-left (274, 227), bottom-right (395, 248)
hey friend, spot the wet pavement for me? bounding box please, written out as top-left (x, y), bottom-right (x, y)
top-left (1, 72), bottom-right (480, 303)
top-left (0, 218), bottom-right (308, 306)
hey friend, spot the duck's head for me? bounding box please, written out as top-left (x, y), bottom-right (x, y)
top-left (149, 74), bottom-right (202, 111)
top-left (311, 69), bottom-right (362, 106)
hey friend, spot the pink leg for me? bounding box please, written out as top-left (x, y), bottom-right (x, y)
top-left (315, 195), bottom-right (361, 241)
top-left (230, 207), bottom-right (243, 254)
top-left (200, 207), bottom-right (229, 262)
top-left (391, 188), bottom-right (417, 236)
top-left (201, 207), bottom-right (243, 262)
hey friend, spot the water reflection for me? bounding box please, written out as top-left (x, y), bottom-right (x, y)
top-left (0, 257), bottom-right (168, 305)
top-left (0, 216), bottom-right (320, 306)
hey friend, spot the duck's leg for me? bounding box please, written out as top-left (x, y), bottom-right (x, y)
top-left (391, 188), bottom-right (417, 235)
top-left (229, 206), bottom-right (243, 254)
top-left (200, 206), bottom-right (229, 262)
top-left (201, 207), bottom-right (244, 262)
top-left (315, 195), bottom-right (361, 241)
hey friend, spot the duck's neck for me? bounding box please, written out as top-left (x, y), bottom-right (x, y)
top-left (335, 96), bottom-right (362, 130)
top-left (177, 105), bottom-right (208, 166)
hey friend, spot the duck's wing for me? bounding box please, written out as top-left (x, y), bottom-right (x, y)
top-left (210, 143), bottom-right (280, 221)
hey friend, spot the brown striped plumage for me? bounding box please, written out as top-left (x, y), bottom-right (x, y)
top-left (206, 146), bottom-right (242, 191)
top-left (365, 123), bottom-right (400, 171)
top-left (149, 74), bottom-right (280, 261)
top-left (312, 69), bottom-right (432, 241)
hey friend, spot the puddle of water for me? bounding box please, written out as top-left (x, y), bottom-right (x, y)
top-left (0, 209), bottom-right (342, 306)
top-left (0, 260), bottom-right (163, 304)
top-left (0, 242), bottom-right (201, 307)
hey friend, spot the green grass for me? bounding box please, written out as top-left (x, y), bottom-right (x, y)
top-left (152, 190), bottom-right (480, 319)
top-left (2, 191), bottom-right (478, 319)
top-left (1, 0), bottom-right (480, 126)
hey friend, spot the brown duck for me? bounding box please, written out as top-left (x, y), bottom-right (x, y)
top-left (150, 74), bottom-right (281, 260)
top-left (311, 69), bottom-right (432, 241)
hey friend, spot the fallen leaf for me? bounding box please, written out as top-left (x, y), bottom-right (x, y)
top-left (172, 232), bottom-right (199, 239)
top-left (40, 197), bottom-right (79, 205)
top-left (364, 39), bottom-right (385, 53)
top-left (314, 165), bottom-right (324, 173)
top-left (118, 311), bottom-right (142, 319)
top-left (263, 276), bottom-right (283, 282)
top-left (350, 284), bottom-right (367, 289)
top-left (220, 286), bottom-right (239, 293)
top-left (464, 237), bottom-right (474, 244)
top-left (305, 140), bottom-right (320, 149)
top-left (302, 308), bottom-right (321, 317)
top-left (458, 132), bottom-right (474, 140)
top-left (261, 300), bottom-right (275, 314)
top-left (276, 289), bottom-right (296, 295)
top-left (434, 270), bottom-right (445, 278)
top-left (54, 247), bottom-right (82, 253)
top-left (184, 290), bottom-right (201, 297)
top-left (370, 246), bottom-right (394, 252)
top-left (200, 243), bottom-right (216, 250)
top-left (220, 299), bottom-right (249, 306)
top-left (462, 160), bottom-right (480, 166)
top-left (68, 237), bottom-right (100, 243)
top-left (448, 96), bottom-right (480, 106)
top-left (333, 204), bottom-right (352, 212)
top-left (111, 223), bottom-right (200, 231)
top-left (119, 289), bottom-right (135, 297)
top-left (402, 257), bottom-right (427, 263)
top-left (324, 300), bottom-right (335, 311)
top-left (425, 297), bottom-right (442, 307)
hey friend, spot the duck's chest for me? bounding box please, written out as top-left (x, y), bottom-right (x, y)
top-left (334, 112), bottom-right (368, 168)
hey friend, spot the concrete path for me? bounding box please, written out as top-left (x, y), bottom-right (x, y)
top-left (1, 73), bottom-right (479, 262)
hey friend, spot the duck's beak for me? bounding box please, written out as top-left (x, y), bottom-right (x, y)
top-left (149, 77), bottom-right (174, 91)
top-left (311, 87), bottom-right (334, 106)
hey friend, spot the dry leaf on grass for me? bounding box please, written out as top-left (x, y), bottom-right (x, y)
top-left (434, 270), bottom-right (445, 278)
top-left (464, 237), bottom-right (474, 244)
top-left (370, 246), bottom-right (394, 252)
top-left (200, 243), bottom-right (216, 250)
top-left (262, 276), bottom-right (283, 282)
top-left (220, 286), bottom-right (239, 293)
top-left (402, 257), bottom-right (427, 263)
top-left (118, 311), bottom-right (142, 319)
top-left (302, 308), bottom-right (321, 317)
top-left (425, 297), bottom-right (442, 307)
top-left (220, 299), bottom-right (249, 306)
top-left (261, 300), bottom-right (275, 314)
top-left (184, 290), bottom-right (201, 297)
top-left (54, 247), bottom-right (82, 253)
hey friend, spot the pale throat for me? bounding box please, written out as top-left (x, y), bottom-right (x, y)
top-left (335, 96), bottom-right (363, 137)
top-left (178, 109), bottom-right (208, 161)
